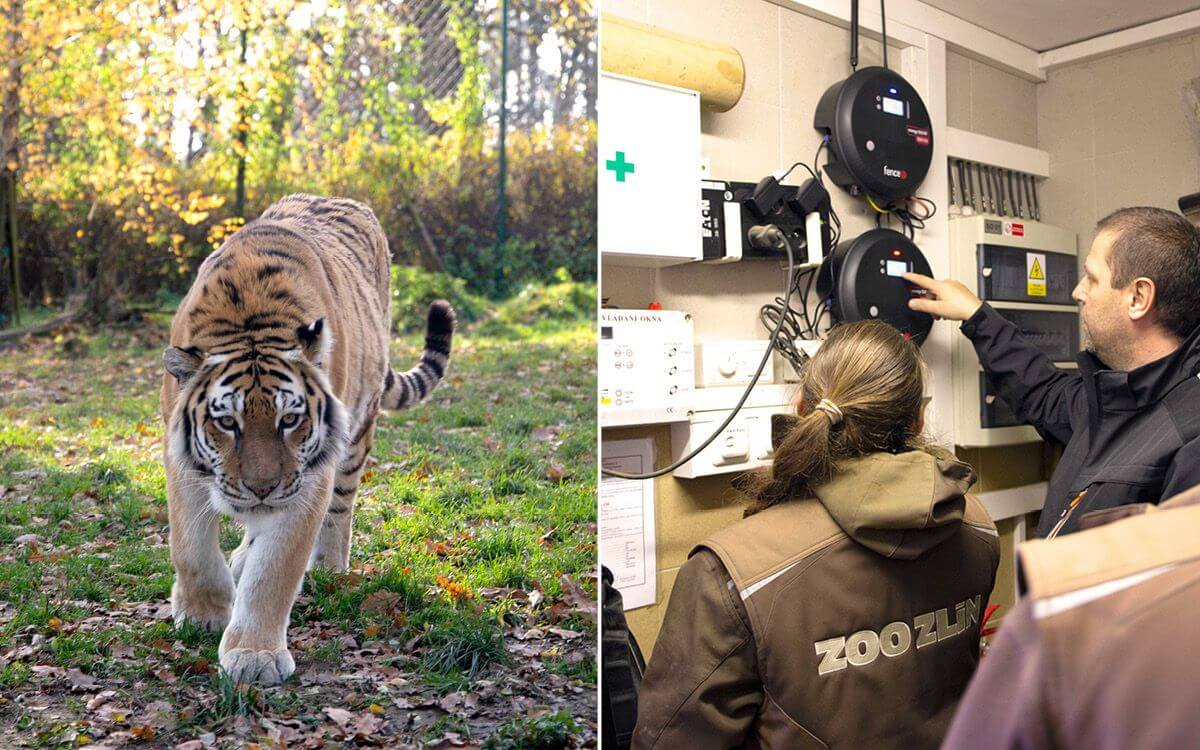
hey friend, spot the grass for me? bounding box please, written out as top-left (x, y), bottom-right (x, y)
top-left (0, 282), bottom-right (597, 746)
top-left (484, 711), bottom-right (580, 750)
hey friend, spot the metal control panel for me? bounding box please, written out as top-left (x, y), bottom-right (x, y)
top-left (978, 245), bottom-right (1077, 305)
top-left (950, 215), bottom-right (1078, 446)
top-left (599, 309), bottom-right (695, 427)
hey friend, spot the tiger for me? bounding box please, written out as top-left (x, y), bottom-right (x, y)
top-left (159, 194), bottom-right (454, 685)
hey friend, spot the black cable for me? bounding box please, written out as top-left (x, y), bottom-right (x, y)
top-left (779, 160), bottom-right (820, 184)
top-left (881, 0), bottom-right (888, 69)
top-left (850, 0), bottom-right (859, 71)
top-left (600, 230), bottom-right (799, 480)
top-left (796, 266), bottom-right (816, 335)
top-left (812, 136), bottom-right (843, 249)
top-left (759, 265), bottom-right (819, 372)
top-left (759, 301), bottom-right (805, 373)
top-left (782, 149), bottom-right (841, 253)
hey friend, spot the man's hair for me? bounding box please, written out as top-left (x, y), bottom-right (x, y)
top-left (1096, 206), bottom-right (1200, 339)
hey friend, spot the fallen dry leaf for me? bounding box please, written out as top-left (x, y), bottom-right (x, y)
top-left (362, 590), bottom-right (401, 616)
top-left (66, 668), bottom-right (99, 692)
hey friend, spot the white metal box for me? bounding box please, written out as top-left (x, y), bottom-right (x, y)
top-left (950, 215), bottom-right (1078, 447)
top-left (598, 73), bottom-right (702, 267)
top-left (670, 384), bottom-right (797, 478)
top-left (599, 309), bottom-right (695, 427)
top-left (695, 340), bottom-right (776, 387)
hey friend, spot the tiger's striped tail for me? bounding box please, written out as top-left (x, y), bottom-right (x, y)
top-left (382, 300), bottom-right (455, 410)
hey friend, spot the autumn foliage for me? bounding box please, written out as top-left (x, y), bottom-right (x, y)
top-left (0, 0), bottom-right (595, 322)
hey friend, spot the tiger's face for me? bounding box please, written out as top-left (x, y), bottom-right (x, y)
top-left (164, 321), bottom-right (347, 516)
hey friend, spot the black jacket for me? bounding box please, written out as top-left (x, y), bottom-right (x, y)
top-left (961, 303), bottom-right (1200, 537)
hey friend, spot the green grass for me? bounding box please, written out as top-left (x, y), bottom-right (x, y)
top-left (0, 283), bottom-right (597, 745)
top-left (483, 711), bottom-right (580, 750)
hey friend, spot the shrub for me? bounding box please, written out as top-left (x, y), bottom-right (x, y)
top-left (477, 271), bottom-right (596, 338)
top-left (391, 265), bottom-right (489, 333)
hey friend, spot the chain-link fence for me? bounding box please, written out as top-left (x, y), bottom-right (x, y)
top-left (0, 0), bottom-right (596, 327)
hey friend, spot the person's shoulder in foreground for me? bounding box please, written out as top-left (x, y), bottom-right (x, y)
top-left (942, 483), bottom-right (1200, 750)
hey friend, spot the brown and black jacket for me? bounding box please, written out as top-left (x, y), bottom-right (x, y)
top-left (943, 484), bottom-right (1200, 750)
top-left (633, 449), bottom-right (1000, 749)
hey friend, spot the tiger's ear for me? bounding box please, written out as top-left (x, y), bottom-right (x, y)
top-left (163, 346), bottom-right (204, 384)
top-left (297, 318), bottom-right (331, 366)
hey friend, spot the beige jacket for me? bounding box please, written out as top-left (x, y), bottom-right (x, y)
top-left (633, 450), bottom-right (1000, 749)
top-left (942, 484), bottom-right (1200, 750)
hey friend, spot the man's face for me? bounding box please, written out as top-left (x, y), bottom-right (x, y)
top-left (1072, 230), bottom-right (1131, 365)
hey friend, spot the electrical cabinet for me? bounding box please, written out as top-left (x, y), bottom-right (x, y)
top-left (598, 73), bottom-right (702, 266)
top-left (950, 216), bottom-right (1078, 446)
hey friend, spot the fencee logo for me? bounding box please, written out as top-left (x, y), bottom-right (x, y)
top-left (884, 164), bottom-right (908, 180)
top-left (813, 595), bottom-right (982, 675)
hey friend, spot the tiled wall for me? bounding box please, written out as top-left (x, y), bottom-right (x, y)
top-left (1037, 32), bottom-right (1200, 249)
top-left (601, 0), bottom-right (1045, 655)
top-left (946, 51), bottom-right (1039, 147)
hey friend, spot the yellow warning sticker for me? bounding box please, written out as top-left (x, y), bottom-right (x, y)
top-left (1027, 252), bottom-right (1047, 297)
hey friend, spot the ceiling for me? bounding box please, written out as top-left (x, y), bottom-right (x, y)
top-left (920, 0), bottom-right (1200, 51)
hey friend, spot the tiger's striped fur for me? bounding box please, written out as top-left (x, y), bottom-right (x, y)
top-left (160, 194), bottom-right (454, 685)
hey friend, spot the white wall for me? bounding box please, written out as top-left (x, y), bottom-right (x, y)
top-left (1037, 32), bottom-right (1200, 248)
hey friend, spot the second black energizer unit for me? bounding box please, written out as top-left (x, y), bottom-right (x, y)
top-left (817, 228), bottom-right (934, 344)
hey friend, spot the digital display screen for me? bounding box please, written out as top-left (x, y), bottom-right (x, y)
top-left (601, 326), bottom-right (613, 339)
top-left (886, 260), bottom-right (911, 277)
top-left (882, 96), bottom-right (905, 116)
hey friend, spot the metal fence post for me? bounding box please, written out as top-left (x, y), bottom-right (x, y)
top-left (494, 0), bottom-right (508, 296)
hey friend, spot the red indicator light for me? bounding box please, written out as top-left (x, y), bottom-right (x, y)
top-left (891, 249), bottom-right (902, 257)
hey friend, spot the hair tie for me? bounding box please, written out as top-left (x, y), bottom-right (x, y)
top-left (814, 398), bottom-right (844, 425)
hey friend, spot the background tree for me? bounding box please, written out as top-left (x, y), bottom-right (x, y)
top-left (0, 0), bottom-right (596, 326)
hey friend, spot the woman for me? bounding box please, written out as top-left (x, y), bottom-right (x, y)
top-left (632, 321), bottom-right (999, 750)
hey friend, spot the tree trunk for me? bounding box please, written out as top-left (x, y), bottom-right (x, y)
top-left (403, 197), bottom-right (446, 273)
top-left (235, 26), bottom-right (248, 218)
top-left (1, 0), bottom-right (22, 326)
top-left (81, 208), bottom-right (128, 322)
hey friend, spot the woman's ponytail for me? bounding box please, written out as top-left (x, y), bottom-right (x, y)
top-left (746, 408), bottom-right (837, 513)
top-left (742, 320), bottom-right (926, 515)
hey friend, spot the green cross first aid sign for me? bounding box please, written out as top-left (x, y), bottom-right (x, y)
top-left (606, 151), bottom-right (635, 182)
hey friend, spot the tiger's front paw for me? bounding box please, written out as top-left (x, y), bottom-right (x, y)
top-left (171, 578), bottom-right (233, 633)
top-left (219, 646), bottom-right (295, 685)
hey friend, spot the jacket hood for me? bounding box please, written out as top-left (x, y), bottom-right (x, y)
top-left (813, 449), bottom-right (977, 560)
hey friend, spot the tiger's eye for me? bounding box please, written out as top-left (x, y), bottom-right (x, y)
top-left (280, 413), bottom-right (301, 429)
top-left (216, 416), bottom-right (238, 431)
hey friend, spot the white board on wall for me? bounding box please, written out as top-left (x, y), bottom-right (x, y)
top-left (600, 438), bottom-right (657, 610)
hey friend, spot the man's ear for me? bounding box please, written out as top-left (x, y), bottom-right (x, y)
top-left (1128, 277), bottom-right (1156, 322)
top-left (297, 318), bottom-right (331, 366)
top-left (163, 346), bottom-right (204, 384)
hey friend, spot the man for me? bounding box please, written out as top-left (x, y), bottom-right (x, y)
top-left (906, 207), bottom-right (1200, 537)
top-left (941, 484), bottom-right (1200, 749)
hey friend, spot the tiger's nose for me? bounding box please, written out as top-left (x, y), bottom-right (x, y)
top-left (244, 480), bottom-right (279, 500)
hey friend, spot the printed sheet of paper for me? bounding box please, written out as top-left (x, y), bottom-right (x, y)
top-left (600, 438), bottom-right (656, 610)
